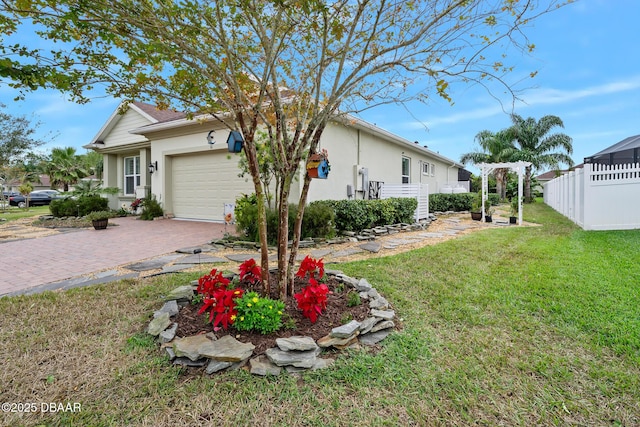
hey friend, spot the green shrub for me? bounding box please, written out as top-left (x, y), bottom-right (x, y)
top-left (487, 193), bottom-right (500, 206)
top-left (429, 193), bottom-right (476, 212)
top-left (370, 198), bottom-right (397, 226)
top-left (49, 195), bottom-right (108, 217)
top-left (265, 203), bottom-right (298, 245)
top-left (328, 198), bottom-right (417, 232)
top-left (331, 199), bottom-right (375, 231)
top-left (301, 201), bottom-right (336, 239)
top-left (233, 292), bottom-right (285, 334)
top-left (388, 197), bottom-right (418, 224)
top-left (85, 210), bottom-right (115, 221)
top-left (236, 195), bottom-right (336, 244)
top-left (234, 194), bottom-right (260, 241)
top-left (77, 195), bottom-right (109, 215)
top-left (49, 197), bottom-right (78, 217)
top-left (140, 195), bottom-right (163, 220)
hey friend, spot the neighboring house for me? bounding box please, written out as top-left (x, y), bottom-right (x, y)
top-left (4, 175), bottom-right (52, 193)
top-left (84, 102), bottom-right (467, 222)
top-left (535, 164), bottom-right (584, 195)
top-left (584, 134), bottom-right (640, 165)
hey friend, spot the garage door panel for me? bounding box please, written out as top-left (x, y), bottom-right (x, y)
top-left (172, 153), bottom-right (253, 221)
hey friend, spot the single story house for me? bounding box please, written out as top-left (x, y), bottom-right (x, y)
top-left (3, 175), bottom-right (53, 193)
top-left (584, 134), bottom-right (640, 165)
top-left (84, 102), bottom-right (467, 222)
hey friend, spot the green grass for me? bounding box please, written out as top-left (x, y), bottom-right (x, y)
top-left (1, 202), bottom-right (639, 426)
top-left (0, 205), bottom-right (51, 222)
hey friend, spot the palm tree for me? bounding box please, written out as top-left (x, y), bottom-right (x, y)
top-left (42, 147), bottom-right (89, 192)
top-left (460, 129), bottom-right (515, 199)
top-left (507, 114), bottom-right (574, 202)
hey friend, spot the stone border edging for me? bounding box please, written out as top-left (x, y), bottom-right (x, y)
top-left (146, 270), bottom-right (397, 376)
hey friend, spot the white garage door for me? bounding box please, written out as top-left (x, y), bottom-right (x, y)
top-left (172, 152), bottom-right (254, 221)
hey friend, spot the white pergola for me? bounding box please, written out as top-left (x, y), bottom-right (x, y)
top-left (478, 161), bottom-right (532, 226)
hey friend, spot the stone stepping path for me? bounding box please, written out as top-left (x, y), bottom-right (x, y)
top-left (6, 213), bottom-right (498, 297)
top-left (125, 254), bottom-right (186, 271)
top-left (176, 254), bottom-right (228, 264)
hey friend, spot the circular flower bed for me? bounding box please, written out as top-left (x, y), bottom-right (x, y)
top-left (147, 257), bottom-right (398, 376)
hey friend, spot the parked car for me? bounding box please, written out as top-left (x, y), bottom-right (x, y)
top-left (31, 189), bottom-right (62, 197)
top-left (8, 192), bottom-right (61, 208)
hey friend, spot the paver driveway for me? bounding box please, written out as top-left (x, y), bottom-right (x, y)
top-left (0, 217), bottom-right (228, 296)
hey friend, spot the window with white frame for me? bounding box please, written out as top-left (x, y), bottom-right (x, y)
top-left (422, 162), bottom-right (430, 175)
top-left (402, 156), bottom-right (410, 184)
top-left (124, 156), bottom-right (140, 195)
top-left (431, 163), bottom-right (435, 176)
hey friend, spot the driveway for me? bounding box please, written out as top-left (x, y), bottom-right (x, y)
top-left (0, 217), bottom-right (229, 296)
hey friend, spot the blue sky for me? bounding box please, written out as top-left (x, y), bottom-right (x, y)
top-left (2, 0), bottom-right (639, 175)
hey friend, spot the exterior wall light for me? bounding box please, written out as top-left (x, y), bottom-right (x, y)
top-left (148, 161), bottom-right (158, 174)
top-left (207, 130), bottom-right (215, 145)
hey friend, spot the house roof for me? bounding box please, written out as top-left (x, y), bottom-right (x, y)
top-left (83, 102), bottom-right (186, 148)
top-left (132, 102), bottom-right (186, 123)
top-left (535, 164), bottom-right (584, 181)
top-left (585, 134), bottom-right (640, 162)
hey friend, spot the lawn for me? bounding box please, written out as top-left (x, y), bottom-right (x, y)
top-left (1, 202), bottom-right (638, 426)
top-left (0, 205), bottom-right (51, 222)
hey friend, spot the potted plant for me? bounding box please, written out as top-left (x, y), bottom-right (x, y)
top-left (485, 206), bottom-right (495, 223)
top-left (470, 192), bottom-right (482, 221)
top-left (86, 210), bottom-right (114, 230)
top-left (509, 197), bottom-right (519, 224)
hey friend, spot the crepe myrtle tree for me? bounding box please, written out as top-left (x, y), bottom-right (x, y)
top-left (1, 0), bottom-right (571, 298)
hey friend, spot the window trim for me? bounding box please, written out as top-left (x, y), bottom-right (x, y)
top-left (401, 156), bottom-right (411, 184)
top-left (124, 156), bottom-right (141, 196)
top-left (422, 162), bottom-right (430, 175)
top-left (431, 163), bottom-right (435, 177)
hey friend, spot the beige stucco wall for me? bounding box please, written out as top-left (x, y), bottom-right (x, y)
top-left (302, 121), bottom-right (462, 202)
top-left (95, 107), bottom-right (465, 217)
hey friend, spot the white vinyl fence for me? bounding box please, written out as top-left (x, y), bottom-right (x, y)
top-left (380, 183), bottom-right (429, 221)
top-left (544, 163), bottom-right (640, 230)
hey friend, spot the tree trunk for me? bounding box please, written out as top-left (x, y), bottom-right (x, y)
top-left (276, 175), bottom-right (292, 299)
top-left (495, 168), bottom-right (507, 200)
top-left (243, 133), bottom-right (270, 294)
top-left (524, 165), bottom-right (532, 203)
top-left (287, 172), bottom-right (312, 296)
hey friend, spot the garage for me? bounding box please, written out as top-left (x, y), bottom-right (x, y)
top-left (171, 151), bottom-right (254, 221)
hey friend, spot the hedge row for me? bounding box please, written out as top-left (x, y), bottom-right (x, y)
top-left (428, 192), bottom-right (500, 212)
top-left (326, 198), bottom-right (418, 232)
top-left (49, 195), bottom-right (109, 217)
top-left (234, 195), bottom-right (418, 243)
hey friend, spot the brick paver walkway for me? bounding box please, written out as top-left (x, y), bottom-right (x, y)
top-left (0, 217), bottom-right (228, 296)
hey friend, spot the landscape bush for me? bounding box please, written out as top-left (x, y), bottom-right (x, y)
top-left (139, 195), bottom-right (164, 220)
top-left (235, 195), bottom-right (418, 240)
top-left (235, 196), bottom-right (335, 244)
top-left (50, 195), bottom-right (108, 217)
top-left (429, 193), bottom-right (475, 212)
top-left (301, 201), bottom-right (336, 239)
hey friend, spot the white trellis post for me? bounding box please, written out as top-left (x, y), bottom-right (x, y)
top-left (478, 161), bottom-right (532, 225)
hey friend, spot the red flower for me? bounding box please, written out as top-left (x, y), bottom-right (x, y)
top-left (196, 269), bottom-right (241, 329)
top-left (294, 278), bottom-right (330, 323)
top-left (295, 255), bottom-right (325, 280)
top-left (239, 258), bottom-right (262, 285)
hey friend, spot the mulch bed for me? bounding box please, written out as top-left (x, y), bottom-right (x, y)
top-left (174, 273), bottom-right (372, 355)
